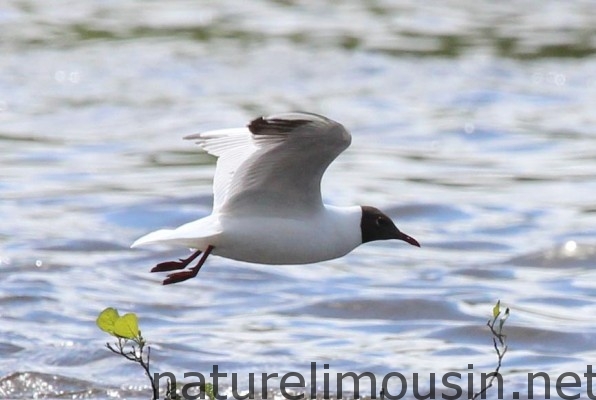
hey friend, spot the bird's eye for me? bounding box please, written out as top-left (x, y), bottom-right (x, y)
top-left (376, 216), bottom-right (390, 228)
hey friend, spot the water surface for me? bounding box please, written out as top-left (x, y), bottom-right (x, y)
top-left (1, 1), bottom-right (596, 399)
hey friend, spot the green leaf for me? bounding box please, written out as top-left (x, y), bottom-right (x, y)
top-left (96, 307), bottom-right (120, 335)
top-left (204, 382), bottom-right (215, 400)
top-left (113, 313), bottom-right (140, 340)
top-left (492, 300), bottom-right (501, 318)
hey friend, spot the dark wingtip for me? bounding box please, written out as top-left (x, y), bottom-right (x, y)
top-left (248, 114), bottom-right (312, 135)
top-left (247, 116), bottom-right (266, 134)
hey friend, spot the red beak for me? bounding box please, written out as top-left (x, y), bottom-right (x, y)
top-left (397, 231), bottom-right (420, 247)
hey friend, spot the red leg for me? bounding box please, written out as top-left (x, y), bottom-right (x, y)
top-left (162, 245), bottom-right (214, 285)
top-left (151, 249), bottom-right (202, 273)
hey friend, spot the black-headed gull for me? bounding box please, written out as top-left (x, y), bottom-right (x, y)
top-left (132, 112), bottom-right (420, 285)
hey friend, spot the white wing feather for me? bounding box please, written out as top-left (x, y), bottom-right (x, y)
top-left (131, 112), bottom-right (351, 249)
top-left (185, 128), bottom-right (257, 212)
top-left (186, 112), bottom-right (351, 216)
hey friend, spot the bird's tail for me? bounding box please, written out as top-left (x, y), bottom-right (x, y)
top-left (131, 216), bottom-right (222, 249)
top-left (131, 229), bottom-right (177, 248)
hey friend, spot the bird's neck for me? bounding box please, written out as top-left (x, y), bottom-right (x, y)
top-left (322, 204), bottom-right (363, 244)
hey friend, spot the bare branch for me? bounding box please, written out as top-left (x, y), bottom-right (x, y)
top-left (104, 338), bottom-right (158, 399)
top-left (471, 304), bottom-right (510, 400)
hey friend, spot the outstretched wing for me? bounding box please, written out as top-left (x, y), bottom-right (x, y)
top-left (185, 128), bottom-right (256, 212)
top-left (185, 112), bottom-right (351, 216)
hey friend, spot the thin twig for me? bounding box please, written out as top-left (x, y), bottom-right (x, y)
top-left (472, 306), bottom-right (509, 400)
top-left (105, 336), bottom-right (159, 399)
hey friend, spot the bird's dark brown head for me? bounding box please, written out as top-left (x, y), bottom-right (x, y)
top-left (360, 206), bottom-right (420, 247)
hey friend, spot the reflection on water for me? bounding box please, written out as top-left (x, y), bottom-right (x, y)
top-left (1, 0), bottom-right (596, 398)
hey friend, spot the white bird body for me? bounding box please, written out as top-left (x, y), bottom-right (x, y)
top-left (133, 205), bottom-right (362, 265)
top-left (132, 112), bottom-right (419, 284)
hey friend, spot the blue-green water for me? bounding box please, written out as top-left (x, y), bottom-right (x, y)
top-left (1, 1), bottom-right (596, 399)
